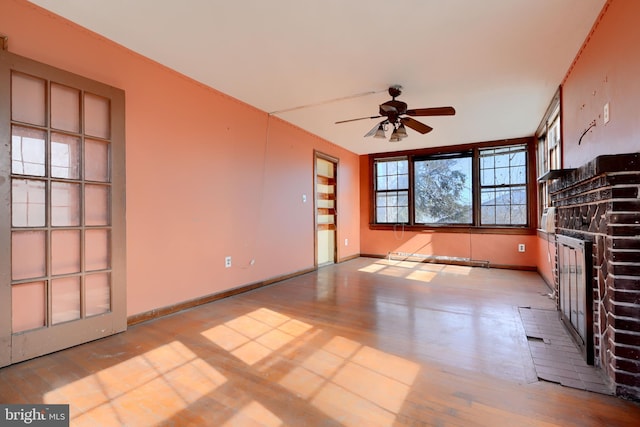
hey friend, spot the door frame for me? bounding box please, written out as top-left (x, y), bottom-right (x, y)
top-left (314, 151), bottom-right (339, 267)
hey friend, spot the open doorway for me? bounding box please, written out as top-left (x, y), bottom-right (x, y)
top-left (314, 152), bottom-right (338, 267)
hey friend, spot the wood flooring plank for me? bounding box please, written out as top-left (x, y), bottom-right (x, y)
top-left (0, 257), bottom-right (639, 426)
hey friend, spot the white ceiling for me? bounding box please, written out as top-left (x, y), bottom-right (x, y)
top-left (29, 0), bottom-right (605, 155)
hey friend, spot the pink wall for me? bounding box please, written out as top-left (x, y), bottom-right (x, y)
top-left (2, 0), bottom-right (360, 316)
top-left (535, 0), bottom-right (639, 288)
top-left (562, 0), bottom-right (640, 168)
top-left (359, 157), bottom-right (539, 268)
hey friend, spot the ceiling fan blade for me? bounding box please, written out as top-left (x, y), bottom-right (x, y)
top-left (335, 115), bottom-right (381, 124)
top-left (364, 123), bottom-right (380, 137)
top-left (364, 120), bottom-right (388, 137)
top-left (401, 117), bottom-right (433, 134)
top-left (405, 106), bottom-right (456, 116)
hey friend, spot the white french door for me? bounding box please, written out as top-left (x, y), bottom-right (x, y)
top-left (0, 51), bottom-right (126, 366)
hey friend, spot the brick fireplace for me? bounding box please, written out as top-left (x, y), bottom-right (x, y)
top-left (550, 153), bottom-right (640, 400)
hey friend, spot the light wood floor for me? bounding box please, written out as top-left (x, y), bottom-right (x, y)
top-left (1, 257), bottom-right (639, 426)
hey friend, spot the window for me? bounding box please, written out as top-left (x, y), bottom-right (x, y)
top-left (371, 139), bottom-right (532, 229)
top-left (374, 158), bottom-right (408, 223)
top-left (414, 153), bottom-right (472, 224)
top-left (536, 89), bottom-right (562, 231)
top-left (536, 90), bottom-right (561, 222)
top-left (479, 144), bottom-right (528, 225)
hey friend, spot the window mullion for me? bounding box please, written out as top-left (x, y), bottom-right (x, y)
top-left (472, 148), bottom-right (480, 226)
top-left (408, 156), bottom-right (415, 225)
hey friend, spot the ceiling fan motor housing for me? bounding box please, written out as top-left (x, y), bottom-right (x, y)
top-left (379, 99), bottom-right (407, 123)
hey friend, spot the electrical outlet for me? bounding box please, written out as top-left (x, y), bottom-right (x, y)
top-left (225, 256), bottom-right (232, 268)
top-left (518, 244), bottom-right (526, 253)
top-left (345, 238), bottom-right (348, 246)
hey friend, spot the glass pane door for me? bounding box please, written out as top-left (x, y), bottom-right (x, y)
top-left (1, 50), bottom-right (126, 366)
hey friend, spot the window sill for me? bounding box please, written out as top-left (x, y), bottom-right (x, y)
top-left (369, 224), bottom-right (536, 235)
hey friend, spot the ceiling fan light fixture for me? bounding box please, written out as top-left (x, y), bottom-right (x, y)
top-left (396, 123), bottom-right (408, 138)
top-left (389, 127), bottom-right (403, 142)
top-left (373, 124), bottom-right (386, 139)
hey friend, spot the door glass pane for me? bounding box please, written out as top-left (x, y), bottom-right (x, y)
top-left (12, 126), bottom-right (46, 176)
top-left (84, 93), bottom-right (110, 139)
top-left (85, 184), bottom-right (110, 226)
top-left (86, 273), bottom-right (110, 316)
top-left (51, 182), bottom-right (80, 226)
top-left (86, 229), bottom-right (110, 271)
top-left (12, 282), bottom-right (46, 333)
top-left (51, 230), bottom-right (81, 275)
top-left (51, 133), bottom-right (81, 179)
top-left (51, 83), bottom-right (80, 133)
top-left (52, 277), bottom-right (81, 324)
top-left (11, 231), bottom-right (46, 280)
top-left (11, 72), bottom-right (46, 126)
top-left (85, 139), bottom-right (110, 182)
top-left (12, 179), bottom-right (46, 227)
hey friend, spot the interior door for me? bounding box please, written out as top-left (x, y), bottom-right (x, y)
top-left (315, 153), bottom-right (338, 266)
top-left (0, 51), bottom-right (126, 366)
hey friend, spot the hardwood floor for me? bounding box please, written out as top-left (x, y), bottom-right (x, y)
top-left (1, 257), bottom-right (639, 426)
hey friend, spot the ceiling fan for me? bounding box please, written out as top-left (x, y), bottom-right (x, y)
top-left (335, 85), bottom-right (455, 142)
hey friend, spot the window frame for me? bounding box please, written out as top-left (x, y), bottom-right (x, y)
top-left (368, 137), bottom-right (536, 234)
top-left (373, 156), bottom-right (410, 224)
top-left (413, 150), bottom-right (473, 225)
top-left (536, 88), bottom-right (562, 228)
top-left (478, 144), bottom-right (529, 226)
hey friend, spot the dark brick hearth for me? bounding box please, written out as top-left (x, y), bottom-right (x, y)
top-left (550, 153), bottom-right (640, 400)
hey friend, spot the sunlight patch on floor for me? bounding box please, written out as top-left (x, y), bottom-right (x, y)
top-left (406, 269), bottom-right (438, 282)
top-left (45, 341), bottom-right (227, 426)
top-left (203, 308), bottom-right (421, 426)
top-left (441, 264), bottom-right (473, 276)
top-left (201, 309), bottom-right (313, 366)
top-left (359, 258), bottom-right (471, 282)
top-left (358, 262), bottom-right (387, 273)
top-left (220, 401), bottom-right (283, 427)
top-left (279, 335), bottom-right (421, 427)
